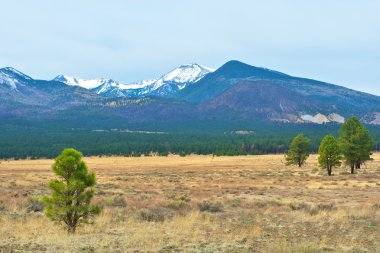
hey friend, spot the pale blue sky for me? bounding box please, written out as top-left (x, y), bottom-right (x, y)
top-left (1, 0), bottom-right (380, 94)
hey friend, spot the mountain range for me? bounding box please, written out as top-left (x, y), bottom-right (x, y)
top-left (53, 63), bottom-right (214, 98)
top-left (1, 60), bottom-right (380, 125)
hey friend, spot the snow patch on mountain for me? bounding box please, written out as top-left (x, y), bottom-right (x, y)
top-left (53, 63), bottom-right (214, 98)
top-left (122, 79), bottom-right (156, 90)
top-left (0, 67), bottom-right (32, 90)
top-left (53, 75), bottom-right (110, 89)
top-left (125, 63), bottom-right (215, 94)
top-left (90, 79), bottom-right (136, 98)
top-left (154, 63), bottom-right (214, 90)
top-left (2, 67), bottom-right (32, 80)
top-left (0, 73), bottom-right (18, 90)
top-left (94, 80), bottom-right (118, 94)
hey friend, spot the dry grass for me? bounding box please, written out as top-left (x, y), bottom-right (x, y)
top-left (0, 154), bottom-right (379, 252)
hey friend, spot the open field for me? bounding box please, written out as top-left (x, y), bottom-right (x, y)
top-left (0, 154), bottom-right (379, 252)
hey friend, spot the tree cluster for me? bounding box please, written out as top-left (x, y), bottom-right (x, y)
top-left (285, 117), bottom-right (373, 175)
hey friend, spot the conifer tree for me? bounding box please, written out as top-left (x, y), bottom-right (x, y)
top-left (318, 135), bottom-right (342, 176)
top-left (42, 148), bottom-right (100, 233)
top-left (285, 134), bottom-right (310, 167)
top-left (338, 117), bottom-right (372, 174)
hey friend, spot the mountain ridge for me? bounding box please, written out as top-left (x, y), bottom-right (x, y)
top-left (53, 63), bottom-right (214, 98)
top-left (1, 61), bottom-right (380, 125)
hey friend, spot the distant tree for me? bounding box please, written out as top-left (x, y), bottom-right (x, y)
top-left (285, 134), bottom-right (310, 167)
top-left (338, 117), bottom-right (372, 174)
top-left (42, 148), bottom-right (100, 234)
top-left (318, 135), bottom-right (342, 176)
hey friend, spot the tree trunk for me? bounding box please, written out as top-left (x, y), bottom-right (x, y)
top-left (67, 225), bottom-right (76, 234)
top-left (356, 161), bottom-right (361, 169)
top-left (351, 165), bottom-right (355, 174)
top-left (327, 166), bottom-right (332, 176)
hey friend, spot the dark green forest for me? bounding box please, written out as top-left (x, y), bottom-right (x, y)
top-left (1, 119), bottom-right (380, 159)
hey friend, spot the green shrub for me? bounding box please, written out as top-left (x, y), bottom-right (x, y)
top-left (289, 202), bottom-right (311, 211)
top-left (308, 203), bottom-right (336, 215)
top-left (178, 194), bottom-right (191, 202)
top-left (229, 198), bottom-right (242, 208)
top-left (254, 199), bottom-right (282, 209)
top-left (167, 194), bottom-right (191, 210)
top-left (27, 197), bottom-right (44, 212)
top-left (288, 202), bottom-right (335, 215)
top-left (316, 203), bottom-right (336, 211)
top-left (198, 201), bottom-right (224, 212)
top-left (138, 208), bottom-right (165, 222)
top-left (167, 200), bottom-right (188, 210)
top-left (105, 195), bottom-right (127, 207)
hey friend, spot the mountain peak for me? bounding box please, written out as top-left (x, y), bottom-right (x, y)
top-left (178, 63), bottom-right (199, 68)
top-left (177, 63), bottom-right (215, 72)
top-left (0, 67), bottom-right (33, 90)
top-left (222, 60), bottom-right (250, 67)
top-left (160, 63), bottom-right (214, 85)
top-left (123, 63), bottom-right (215, 95)
top-left (53, 75), bottom-right (78, 84)
top-left (0, 67), bottom-right (32, 80)
top-left (53, 75), bottom-right (110, 89)
top-left (216, 60), bottom-right (289, 79)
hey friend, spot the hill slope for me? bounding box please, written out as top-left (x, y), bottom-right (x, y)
top-left (179, 61), bottom-right (380, 123)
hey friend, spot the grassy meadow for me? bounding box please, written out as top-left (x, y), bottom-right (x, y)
top-left (0, 154), bottom-right (379, 252)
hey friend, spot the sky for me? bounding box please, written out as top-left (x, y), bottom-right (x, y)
top-left (1, 0), bottom-right (380, 95)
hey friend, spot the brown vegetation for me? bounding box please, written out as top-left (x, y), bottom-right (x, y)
top-left (0, 154), bottom-right (379, 252)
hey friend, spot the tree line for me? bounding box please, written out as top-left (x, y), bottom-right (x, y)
top-left (0, 118), bottom-right (379, 159)
top-left (285, 117), bottom-right (373, 175)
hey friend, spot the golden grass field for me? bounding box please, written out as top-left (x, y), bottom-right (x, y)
top-left (0, 154), bottom-right (379, 252)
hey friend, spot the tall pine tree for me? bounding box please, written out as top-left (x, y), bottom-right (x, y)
top-left (318, 135), bottom-right (342, 176)
top-left (338, 117), bottom-right (372, 174)
top-left (42, 148), bottom-right (100, 233)
top-left (285, 134), bottom-right (310, 167)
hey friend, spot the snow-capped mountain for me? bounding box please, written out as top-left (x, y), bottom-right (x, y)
top-left (145, 63), bottom-right (214, 96)
top-left (0, 67), bottom-right (32, 90)
top-left (53, 75), bottom-right (116, 90)
top-left (53, 75), bottom-right (141, 97)
top-left (53, 63), bottom-right (215, 98)
top-left (2, 62), bottom-right (380, 125)
top-left (0, 66), bottom-right (99, 112)
top-left (151, 63), bottom-right (214, 90)
top-left (91, 79), bottom-right (135, 97)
